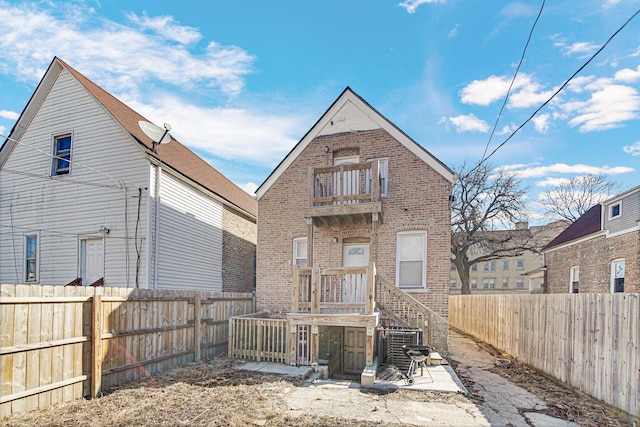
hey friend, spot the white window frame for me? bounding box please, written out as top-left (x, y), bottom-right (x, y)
top-left (569, 266), bottom-right (580, 294)
top-left (610, 259), bottom-right (625, 293)
top-left (516, 260), bottom-right (524, 270)
top-left (24, 233), bottom-right (39, 282)
top-left (292, 237), bottom-right (307, 268)
top-left (396, 231), bottom-right (427, 290)
top-left (516, 278), bottom-right (524, 288)
top-left (51, 132), bottom-right (73, 176)
top-left (609, 202), bottom-right (622, 220)
top-left (367, 157), bottom-right (389, 197)
top-left (471, 279), bottom-right (477, 289)
top-left (503, 260), bottom-right (509, 270)
top-left (502, 278), bottom-right (509, 288)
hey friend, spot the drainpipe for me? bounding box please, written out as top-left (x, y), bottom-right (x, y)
top-left (153, 164), bottom-right (161, 289)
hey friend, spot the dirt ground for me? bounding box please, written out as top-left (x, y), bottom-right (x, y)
top-left (3, 348), bottom-right (634, 426)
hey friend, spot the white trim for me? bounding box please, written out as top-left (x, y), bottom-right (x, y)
top-left (543, 230), bottom-right (605, 253)
top-left (256, 88), bottom-right (454, 200)
top-left (605, 224), bottom-right (640, 238)
top-left (610, 259), bottom-right (625, 293)
top-left (293, 237), bottom-right (307, 268)
top-left (396, 231), bottom-right (427, 290)
top-left (50, 131), bottom-right (74, 177)
top-left (24, 232), bottom-right (39, 283)
top-left (569, 266), bottom-right (579, 293)
top-left (367, 157), bottom-right (389, 197)
top-left (608, 201), bottom-right (622, 220)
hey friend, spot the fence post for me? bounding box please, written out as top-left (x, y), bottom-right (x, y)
top-left (257, 320), bottom-right (263, 361)
top-left (91, 295), bottom-right (102, 398)
top-left (194, 294), bottom-right (201, 361)
top-left (311, 264), bottom-right (321, 313)
top-left (228, 318), bottom-right (235, 359)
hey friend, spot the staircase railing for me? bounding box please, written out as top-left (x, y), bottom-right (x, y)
top-left (375, 275), bottom-right (449, 351)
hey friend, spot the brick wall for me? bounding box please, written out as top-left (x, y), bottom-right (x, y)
top-left (545, 230), bottom-right (639, 293)
top-left (257, 128), bottom-right (452, 317)
top-left (222, 205), bottom-right (257, 293)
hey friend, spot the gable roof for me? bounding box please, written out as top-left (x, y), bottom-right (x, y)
top-left (0, 57), bottom-right (256, 218)
top-left (542, 204), bottom-right (602, 251)
top-left (255, 87), bottom-right (454, 200)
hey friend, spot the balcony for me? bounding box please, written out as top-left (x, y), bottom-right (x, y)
top-left (306, 161), bottom-right (382, 225)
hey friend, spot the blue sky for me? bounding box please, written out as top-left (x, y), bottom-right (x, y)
top-left (0, 0), bottom-right (638, 222)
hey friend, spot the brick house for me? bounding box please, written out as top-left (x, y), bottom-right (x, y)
top-left (0, 57), bottom-right (256, 292)
top-left (542, 185), bottom-right (639, 293)
top-left (254, 87), bottom-right (454, 380)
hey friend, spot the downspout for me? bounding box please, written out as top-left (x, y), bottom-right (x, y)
top-left (153, 164), bottom-right (161, 289)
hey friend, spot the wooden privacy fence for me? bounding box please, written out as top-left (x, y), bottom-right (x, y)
top-left (449, 293), bottom-right (639, 420)
top-left (0, 284), bottom-right (255, 417)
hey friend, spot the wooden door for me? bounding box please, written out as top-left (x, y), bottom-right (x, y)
top-left (342, 243), bottom-right (369, 303)
top-left (343, 327), bottom-right (366, 375)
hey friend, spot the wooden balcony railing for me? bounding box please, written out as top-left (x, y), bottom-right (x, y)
top-left (307, 161), bottom-right (382, 220)
top-left (292, 263), bottom-right (376, 315)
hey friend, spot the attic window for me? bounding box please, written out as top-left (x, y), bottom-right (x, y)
top-left (609, 202), bottom-right (621, 219)
top-left (52, 133), bottom-right (72, 176)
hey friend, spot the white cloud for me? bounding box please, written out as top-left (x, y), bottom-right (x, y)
top-left (0, 110), bottom-right (19, 120)
top-left (240, 182), bottom-right (258, 196)
top-left (131, 94), bottom-right (302, 166)
top-left (459, 73), bottom-right (551, 108)
top-left (534, 177), bottom-right (570, 187)
top-left (448, 114), bottom-right (489, 133)
top-left (126, 12), bottom-right (202, 45)
top-left (623, 141), bottom-right (640, 156)
top-left (566, 83), bottom-right (640, 132)
top-left (0, 2), bottom-right (254, 96)
top-left (398, 0), bottom-right (446, 14)
top-left (615, 65), bottom-right (640, 83)
top-left (507, 163), bottom-right (634, 178)
top-left (532, 113), bottom-right (550, 133)
top-left (448, 24), bottom-right (459, 38)
top-left (562, 42), bottom-right (600, 57)
top-left (460, 75), bottom-right (510, 106)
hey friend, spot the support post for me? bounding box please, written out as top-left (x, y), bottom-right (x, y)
top-left (371, 212), bottom-right (379, 265)
top-left (292, 265), bottom-right (300, 313)
top-left (91, 295), bottom-right (103, 399)
top-left (306, 217), bottom-right (314, 267)
top-left (311, 264), bottom-right (321, 313)
top-left (194, 294), bottom-right (201, 361)
top-left (366, 262), bottom-right (376, 314)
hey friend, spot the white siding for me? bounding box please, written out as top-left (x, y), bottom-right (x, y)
top-left (0, 70), bottom-right (150, 287)
top-left (156, 170), bottom-right (223, 292)
top-left (604, 190), bottom-right (640, 235)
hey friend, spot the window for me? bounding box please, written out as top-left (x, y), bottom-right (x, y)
top-left (25, 235), bottom-right (37, 282)
top-left (366, 158), bottom-right (389, 197)
top-left (503, 261), bottom-right (509, 270)
top-left (570, 266), bottom-right (579, 293)
top-left (471, 279), bottom-right (477, 289)
top-left (484, 261), bottom-right (496, 271)
top-left (293, 238), bottom-right (307, 268)
top-left (396, 231), bottom-right (427, 289)
top-left (611, 260), bottom-right (625, 293)
top-left (609, 202), bottom-right (621, 219)
top-left (502, 278), bottom-right (509, 288)
top-left (450, 280), bottom-right (457, 288)
top-left (516, 278), bottom-right (524, 289)
top-left (52, 134), bottom-right (72, 175)
top-left (450, 262), bottom-right (456, 271)
top-left (489, 278), bottom-right (495, 289)
top-left (516, 260), bottom-right (524, 270)
top-left (471, 263), bottom-right (477, 272)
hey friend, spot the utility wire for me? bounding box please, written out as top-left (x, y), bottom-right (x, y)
top-left (480, 0), bottom-right (545, 163)
top-left (0, 133), bottom-right (142, 191)
top-left (477, 7), bottom-right (640, 169)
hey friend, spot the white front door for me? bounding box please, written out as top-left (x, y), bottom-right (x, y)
top-left (342, 243), bottom-right (369, 303)
top-left (82, 238), bottom-right (104, 286)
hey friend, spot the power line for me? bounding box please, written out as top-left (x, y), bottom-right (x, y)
top-left (477, 7), bottom-right (640, 168)
top-left (0, 133), bottom-right (142, 191)
top-left (480, 0), bottom-right (545, 163)
top-left (1, 168), bottom-right (124, 190)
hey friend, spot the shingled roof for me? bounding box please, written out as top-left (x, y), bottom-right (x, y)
top-left (2, 57), bottom-right (256, 218)
top-left (542, 204), bottom-right (602, 251)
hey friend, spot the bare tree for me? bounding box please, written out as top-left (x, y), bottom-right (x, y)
top-left (451, 161), bottom-right (535, 294)
top-left (538, 174), bottom-right (620, 222)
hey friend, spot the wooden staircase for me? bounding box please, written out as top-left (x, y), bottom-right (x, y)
top-left (375, 275), bottom-right (449, 351)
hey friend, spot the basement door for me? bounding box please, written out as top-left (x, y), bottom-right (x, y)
top-left (81, 238), bottom-right (104, 286)
top-left (342, 243), bottom-right (369, 303)
top-left (344, 327), bottom-right (366, 375)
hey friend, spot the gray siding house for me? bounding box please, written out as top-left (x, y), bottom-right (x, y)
top-left (0, 57), bottom-right (257, 292)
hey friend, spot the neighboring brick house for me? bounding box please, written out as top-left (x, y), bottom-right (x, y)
top-left (0, 57), bottom-right (256, 292)
top-left (450, 221), bottom-right (568, 294)
top-left (542, 185), bottom-right (639, 293)
top-left (255, 87), bottom-right (454, 379)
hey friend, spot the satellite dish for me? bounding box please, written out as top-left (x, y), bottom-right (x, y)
top-left (138, 120), bottom-right (172, 152)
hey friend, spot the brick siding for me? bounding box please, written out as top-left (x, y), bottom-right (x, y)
top-left (257, 128), bottom-right (451, 317)
top-left (545, 230), bottom-right (639, 293)
top-left (222, 205), bottom-right (257, 293)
